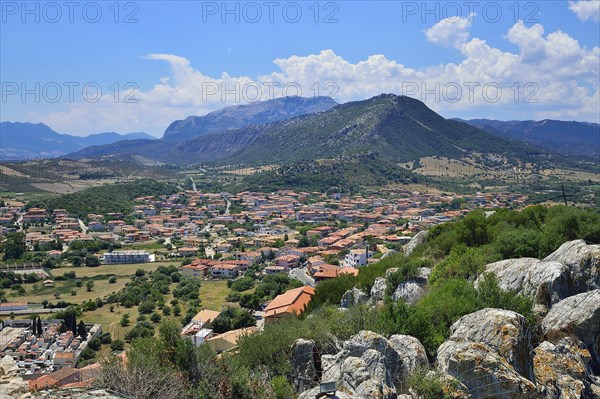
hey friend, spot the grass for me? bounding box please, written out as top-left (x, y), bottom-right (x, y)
top-left (9, 261), bottom-right (237, 335)
top-left (198, 280), bottom-right (235, 311)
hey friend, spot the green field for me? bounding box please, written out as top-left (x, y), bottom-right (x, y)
top-left (8, 261), bottom-right (237, 335)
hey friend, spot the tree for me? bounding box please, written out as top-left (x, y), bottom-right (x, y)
top-left (88, 338), bottom-right (102, 351)
top-left (239, 293), bottom-right (260, 310)
top-left (110, 339), bottom-right (124, 351)
top-left (86, 280), bottom-right (94, 292)
top-left (120, 313), bottom-right (130, 327)
top-left (31, 316), bottom-right (37, 335)
top-left (77, 320), bottom-right (87, 339)
top-left (0, 232), bottom-right (26, 260)
top-left (36, 317), bottom-right (42, 337)
top-left (138, 301), bottom-right (156, 314)
top-left (85, 255), bottom-right (101, 267)
top-left (108, 275), bottom-right (117, 284)
top-left (72, 256), bottom-right (83, 267)
top-left (80, 346), bottom-right (95, 360)
top-left (150, 312), bottom-right (162, 323)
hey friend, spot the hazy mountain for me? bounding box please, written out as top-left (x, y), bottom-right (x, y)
top-left (0, 122), bottom-right (155, 160)
top-left (162, 95), bottom-right (338, 141)
top-left (455, 118), bottom-right (599, 158)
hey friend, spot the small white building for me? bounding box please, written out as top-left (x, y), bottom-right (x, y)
top-left (343, 249), bottom-right (373, 268)
top-left (192, 328), bottom-right (213, 346)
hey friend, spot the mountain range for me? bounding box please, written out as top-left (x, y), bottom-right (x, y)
top-left (68, 94), bottom-right (550, 166)
top-left (0, 122), bottom-right (155, 160)
top-left (4, 95), bottom-right (597, 167)
top-left (456, 118), bottom-right (599, 158)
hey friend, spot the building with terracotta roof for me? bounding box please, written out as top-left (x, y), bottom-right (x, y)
top-left (263, 286), bottom-right (315, 320)
top-left (205, 326), bottom-right (258, 353)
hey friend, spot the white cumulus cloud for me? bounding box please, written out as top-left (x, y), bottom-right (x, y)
top-left (424, 15), bottom-right (473, 48)
top-left (568, 0), bottom-right (600, 22)
top-left (33, 18), bottom-right (600, 136)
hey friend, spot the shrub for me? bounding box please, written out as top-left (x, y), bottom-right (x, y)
top-left (407, 366), bottom-right (453, 399)
top-left (110, 339), bottom-right (124, 351)
top-left (150, 312), bottom-right (162, 323)
top-left (230, 276), bottom-right (255, 292)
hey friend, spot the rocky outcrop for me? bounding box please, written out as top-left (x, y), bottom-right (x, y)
top-left (534, 336), bottom-right (597, 399)
top-left (476, 240), bottom-right (600, 307)
top-left (448, 309), bottom-right (535, 381)
top-left (370, 277), bottom-right (387, 303)
top-left (437, 341), bottom-right (537, 399)
top-left (297, 331), bottom-right (428, 399)
top-left (0, 355), bottom-right (29, 399)
top-left (391, 268), bottom-right (430, 304)
top-left (391, 281), bottom-right (425, 304)
top-left (436, 309), bottom-right (537, 399)
top-left (403, 231), bottom-right (428, 255)
top-left (292, 339), bottom-right (320, 393)
top-left (476, 258), bottom-right (571, 306)
top-left (541, 289), bottom-right (600, 364)
top-left (340, 287), bottom-right (369, 308)
top-left (388, 335), bottom-right (428, 382)
top-left (543, 240), bottom-right (600, 293)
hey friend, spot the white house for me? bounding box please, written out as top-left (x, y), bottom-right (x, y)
top-left (343, 249), bottom-right (373, 268)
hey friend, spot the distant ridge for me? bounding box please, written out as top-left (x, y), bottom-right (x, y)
top-left (0, 121), bottom-right (155, 160)
top-left (455, 118), bottom-right (600, 158)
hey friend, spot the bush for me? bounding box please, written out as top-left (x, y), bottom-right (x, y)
top-left (230, 276), bottom-right (255, 292)
top-left (308, 273), bottom-right (356, 310)
top-left (110, 339), bottom-right (124, 351)
top-left (407, 366), bottom-right (453, 399)
top-left (150, 312), bottom-right (162, 323)
top-left (80, 346), bottom-right (95, 360)
top-left (88, 338), bottom-right (102, 351)
top-left (226, 292), bottom-right (241, 302)
top-left (108, 276), bottom-right (117, 284)
top-left (125, 321), bottom-right (155, 341)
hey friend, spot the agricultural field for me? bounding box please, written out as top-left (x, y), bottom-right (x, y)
top-left (6, 261), bottom-right (237, 335)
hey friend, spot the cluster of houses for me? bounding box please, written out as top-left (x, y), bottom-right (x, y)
top-left (180, 285), bottom-right (316, 351)
top-left (0, 188), bottom-right (528, 273)
top-left (0, 319), bottom-right (101, 378)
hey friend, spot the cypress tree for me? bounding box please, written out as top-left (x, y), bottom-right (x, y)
top-left (77, 320), bottom-right (87, 340)
top-left (37, 317), bottom-right (43, 336)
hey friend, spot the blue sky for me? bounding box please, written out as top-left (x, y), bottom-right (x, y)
top-left (1, 0), bottom-right (599, 136)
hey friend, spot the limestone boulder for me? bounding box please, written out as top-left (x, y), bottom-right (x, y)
top-left (541, 289), bottom-right (600, 364)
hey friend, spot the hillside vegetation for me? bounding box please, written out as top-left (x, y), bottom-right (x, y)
top-left (30, 179), bottom-right (179, 218)
top-left (97, 205), bottom-right (600, 399)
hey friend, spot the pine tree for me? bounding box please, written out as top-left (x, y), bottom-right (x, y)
top-left (71, 314), bottom-right (77, 333)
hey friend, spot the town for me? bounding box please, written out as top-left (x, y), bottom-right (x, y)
top-left (0, 186), bottom-right (529, 389)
